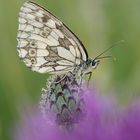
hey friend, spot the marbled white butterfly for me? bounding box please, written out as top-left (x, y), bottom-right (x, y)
top-left (17, 1), bottom-right (120, 82)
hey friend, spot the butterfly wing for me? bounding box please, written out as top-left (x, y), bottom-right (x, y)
top-left (17, 1), bottom-right (88, 74)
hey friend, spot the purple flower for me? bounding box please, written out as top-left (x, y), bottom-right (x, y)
top-left (13, 72), bottom-right (140, 140)
top-left (13, 89), bottom-right (121, 140)
top-left (119, 99), bottom-right (140, 140)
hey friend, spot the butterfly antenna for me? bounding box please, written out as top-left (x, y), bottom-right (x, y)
top-left (94, 40), bottom-right (124, 60)
top-left (96, 55), bottom-right (116, 61)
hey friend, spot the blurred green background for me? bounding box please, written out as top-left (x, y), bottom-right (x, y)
top-left (0, 0), bottom-right (140, 139)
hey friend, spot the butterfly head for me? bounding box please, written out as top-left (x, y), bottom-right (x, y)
top-left (83, 59), bottom-right (100, 73)
top-left (92, 59), bottom-right (100, 69)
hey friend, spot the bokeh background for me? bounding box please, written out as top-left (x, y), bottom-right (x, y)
top-left (0, 0), bottom-right (140, 139)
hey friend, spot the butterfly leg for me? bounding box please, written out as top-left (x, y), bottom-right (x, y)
top-left (54, 74), bottom-right (67, 84)
top-left (67, 71), bottom-right (75, 79)
top-left (79, 73), bottom-right (84, 87)
top-left (54, 72), bottom-right (75, 84)
top-left (85, 71), bottom-right (92, 87)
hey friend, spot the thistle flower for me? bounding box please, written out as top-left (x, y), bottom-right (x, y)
top-left (14, 87), bottom-right (121, 140)
top-left (13, 75), bottom-right (140, 140)
top-left (119, 99), bottom-right (140, 140)
top-left (40, 75), bottom-right (86, 127)
top-left (14, 95), bottom-right (140, 140)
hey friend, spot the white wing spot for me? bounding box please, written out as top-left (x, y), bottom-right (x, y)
top-left (57, 60), bottom-right (74, 66)
top-left (50, 30), bottom-right (59, 40)
top-left (29, 34), bottom-right (59, 46)
top-left (36, 57), bottom-right (47, 66)
top-left (75, 58), bottom-right (80, 65)
top-left (33, 28), bottom-right (40, 34)
top-left (36, 41), bottom-right (47, 49)
top-left (19, 18), bottom-right (26, 24)
top-left (53, 29), bottom-right (64, 38)
top-left (21, 7), bottom-right (32, 13)
top-left (31, 66), bottom-right (39, 72)
top-left (69, 38), bottom-right (76, 46)
top-left (25, 25), bottom-right (34, 32)
top-left (37, 49), bottom-right (49, 56)
top-left (38, 10), bottom-right (45, 15)
top-left (29, 21), bottom-right (44, 28)
top-left (24, 2), bottom-right (37, 10)
top-left (18, 49), bottom-right (28, 58)
top-left (26, 14), bottom-right (35, 20)
top-left (57, 47), bottom-right (75, 62)
top-left (55, 66), bottom-right (67, 71)
top-left (75, 47), bottom-right (80, 58)
top-left (38, 67), bottom-right (54, 73)
top-left (34, 12), bottom-right (44, 18)
top-left (19, 12), bottom-right (26, 17)
top-left (18, 32), bottom-right (29, 38)
top-left (18, 24), bottom-right (26, 31)
top-left (18, 39), bottom-right (28, 48)
top-left (47, 35), bottom-right (59, 46)
top-left (69, 45), bottom-right (76, 57)
top-left (46, 19), bottom-right (56, 28)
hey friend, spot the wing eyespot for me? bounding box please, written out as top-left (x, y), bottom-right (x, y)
top-left (30, 58), bottom-right (37, 65)
top-left (44, 26), bottom-right (51, 32)
top-left (40, 30), bottom-right (49, 37)
top-left (29, 48), bottom-right (37, 57)
top-left (30, 41), bottom-right (37, 48)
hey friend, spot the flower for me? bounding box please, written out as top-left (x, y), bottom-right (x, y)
top-left (13, 76), bottom-right (140, 140)
top-left (13, 88), bottom-right (121, 140)
top-left (119, 99), bottom-right (140, 140)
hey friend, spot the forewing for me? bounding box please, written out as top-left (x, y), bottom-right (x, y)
top-left (17, 1), bottom-right (88, 74)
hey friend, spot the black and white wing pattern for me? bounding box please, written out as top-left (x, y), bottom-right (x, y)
top-left (17, 1), bottom-right (88, 74)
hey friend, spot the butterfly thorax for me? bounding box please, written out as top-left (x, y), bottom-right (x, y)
top-left (73, 58), bottom-right (99, 78)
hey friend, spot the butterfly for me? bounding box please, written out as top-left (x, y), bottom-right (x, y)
top-left (17, 1), bottom-right (119, 83)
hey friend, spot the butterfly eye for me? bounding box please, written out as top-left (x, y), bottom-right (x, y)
top-left (92, 60), bottom-right (100, 68)
top-left (92, 60), bottom-right (96, 67)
